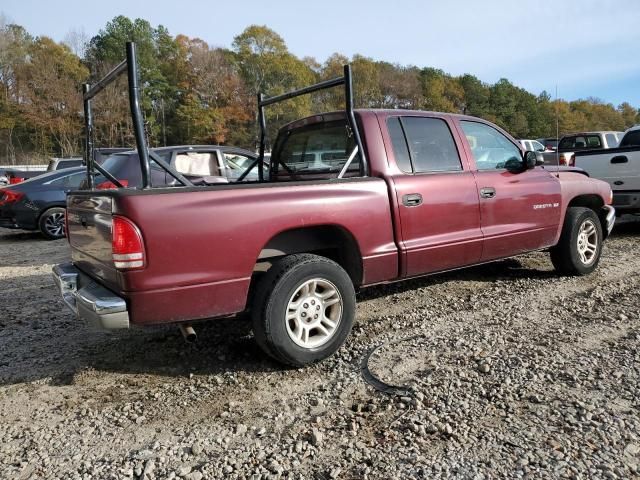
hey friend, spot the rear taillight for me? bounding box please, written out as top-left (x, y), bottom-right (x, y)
top-left (112, 216), bottom-right (145, 270)
top-left (96, 179), bottom-right (129, 190)
top-left (0, 189), bottom-right (25, 207)
top-left (9, 177), bottom-right (23, 184)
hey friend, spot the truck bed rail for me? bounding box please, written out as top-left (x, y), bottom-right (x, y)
top-left (237, 65), bottom-right (368, 182)
top-left (82, 42), bottom-right (192, 190)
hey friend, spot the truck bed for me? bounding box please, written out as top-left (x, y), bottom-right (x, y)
top-left (67, 178), bottom-right (399, 325)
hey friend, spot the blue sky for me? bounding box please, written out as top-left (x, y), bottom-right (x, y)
top-left (2, 0), bottom-right (638, 107)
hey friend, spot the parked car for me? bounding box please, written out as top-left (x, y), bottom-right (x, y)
top-left (82, 145), bottom-right (265, 189)
top-left (572, 125), bottom-right (640, 214)
top-left (0, 167), bottom-right (86, 239)
top-left (537, 137), bottom-right (559, 151)
top-left (0, 168), bottom-right (44, 185)
top-left (518, 139), bottom-right (548, 152)
top-left (47, 148), bottom-right (132, 172)
top-left (542, 131), bottom-right (624, 166)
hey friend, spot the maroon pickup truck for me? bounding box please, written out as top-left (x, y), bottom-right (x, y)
top-left (52, 45), bottom-right (615, 366)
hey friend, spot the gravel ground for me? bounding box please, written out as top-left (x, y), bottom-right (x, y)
top-left (0, 219), bottom-right (639, 480)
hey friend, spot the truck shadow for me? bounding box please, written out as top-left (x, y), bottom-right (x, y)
top-left (0, 256), bottom-right (557, 386)
top-left (358, 256), bottom-right (556, 302)
top-left (612, 214), bottom-right (640, 236)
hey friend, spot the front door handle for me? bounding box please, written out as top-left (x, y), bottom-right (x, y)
top-left (611, 156), bottom-right (628, 164)
top-left (480, 187), bottom-right (496, 199)
top-left (402, 193), bottom-right (423, 207)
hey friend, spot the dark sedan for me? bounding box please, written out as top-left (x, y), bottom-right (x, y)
top-left (0, 167), bottom-right (86, 239)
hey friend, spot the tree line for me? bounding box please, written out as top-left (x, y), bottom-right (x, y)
top-left (0, 15), bottom-right (638, 164)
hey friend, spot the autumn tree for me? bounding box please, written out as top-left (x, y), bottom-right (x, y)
top-left (17, 37), bottom-right (89, 156)
top-left (0, 21), bottom-right (33, 162)
top-left (232, 25), bottom-right (314, 144)
top-left (1, 16), bottom-right (638, 163)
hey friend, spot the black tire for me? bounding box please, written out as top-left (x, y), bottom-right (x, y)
top-left (550, 207), bottom-right (603, 276)
top-left (251, 254), bottom-right (355, 367)
top-left (38, 207), bottom-right (66, 240)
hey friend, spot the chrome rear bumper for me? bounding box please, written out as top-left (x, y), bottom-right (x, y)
top-left (52, 263), bottom-right (129, 330)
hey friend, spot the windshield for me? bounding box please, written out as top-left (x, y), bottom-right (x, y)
top-left (270, 119), bottom-right (361, 180)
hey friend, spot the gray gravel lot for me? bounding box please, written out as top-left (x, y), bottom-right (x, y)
top-left (0, 219), bottom-right (639, 479)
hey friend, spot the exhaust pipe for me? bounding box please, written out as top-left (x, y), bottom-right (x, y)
top-left (179, 324), bottom-right (197, 343)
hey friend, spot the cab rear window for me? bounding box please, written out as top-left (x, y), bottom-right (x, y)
top-left (559, 135), bottom-right (602, 150)
top-left (270, 120), bottom-right (361, 179)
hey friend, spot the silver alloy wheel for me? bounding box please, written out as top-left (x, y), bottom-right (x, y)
top-left (285, 278), bottom-right (343, 349)
top-left (576, 219), bottom-right (598, 265)
top-left (44, 212), bottom-right (65, 238)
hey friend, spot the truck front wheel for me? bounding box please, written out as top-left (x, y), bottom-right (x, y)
top-left (550, 207), bottom-right (603, 276)
top-left (251, 254), bottom-right (355, 367)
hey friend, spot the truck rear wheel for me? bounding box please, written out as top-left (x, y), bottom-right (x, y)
top-left (251, 254), bottom-right (355, 367)
top-left (550, 207), bottom-right (603, 276)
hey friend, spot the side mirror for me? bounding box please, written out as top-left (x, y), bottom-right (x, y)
top-left (523, 151), bottom-right (543, 169)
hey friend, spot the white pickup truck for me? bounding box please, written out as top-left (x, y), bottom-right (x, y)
top-left (542, 131), bottom-right (624, 166)
top-left (573, 126), bottom-right (640, 214)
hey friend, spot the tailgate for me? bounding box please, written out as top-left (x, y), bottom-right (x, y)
top-left (575, 149), bottom-right (640, 192)
top-left (66, 193), bottom-right (119, 289)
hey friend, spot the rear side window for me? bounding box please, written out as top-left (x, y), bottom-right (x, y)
top-left (388, 117), bottom-right (462, 173)
top-left (387, 117), bottom-right (412, 172)
top-left (271, 120), bottom-right (361, 179)
top-left (605, 133), bottom-right (618, 147)
top-left (620, 130), bottom-right (640, 147)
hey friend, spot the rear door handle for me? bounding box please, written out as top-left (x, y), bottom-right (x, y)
top-left (480, 187), bottom-right (496, 199)
top-left (402, 193), bottom-right (423, 207)
top-left (611, 156), bottom-right (628, 164)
